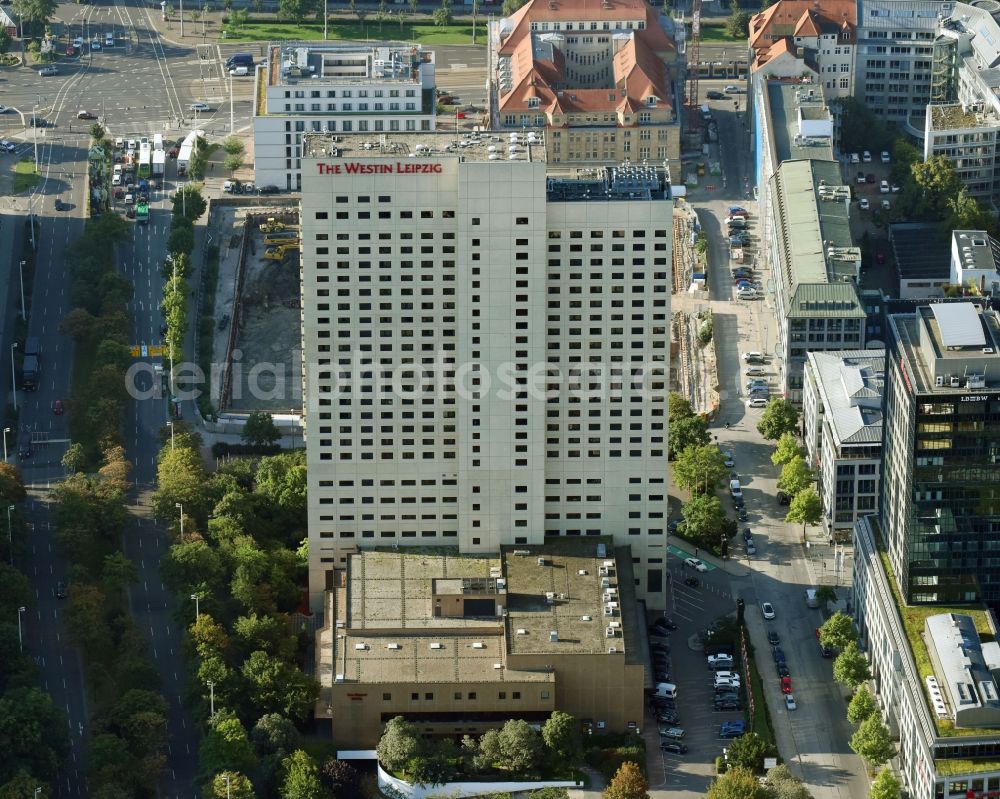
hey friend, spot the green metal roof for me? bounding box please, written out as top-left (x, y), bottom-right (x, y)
top-left (788, 282), bottom-right (867, 318)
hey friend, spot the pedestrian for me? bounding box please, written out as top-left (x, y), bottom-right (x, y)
top-left (695, 548), bottom-right (699, 558)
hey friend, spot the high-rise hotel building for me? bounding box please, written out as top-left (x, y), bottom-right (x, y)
top-left (299, 131), bottom-right (673, 612)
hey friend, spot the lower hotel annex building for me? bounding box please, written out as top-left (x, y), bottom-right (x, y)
top-left (298, 131), bottom-right (673, 744)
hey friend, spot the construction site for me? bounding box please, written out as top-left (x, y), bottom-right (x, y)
top-left (207, 205), bottom-right (302, 417)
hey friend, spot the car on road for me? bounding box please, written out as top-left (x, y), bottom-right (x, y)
top-left (724, 84), bottom-right (742, 93)
top-left (29, 117), bottom-right (49, 127)
top-left (776, 662), bottom-right (790, 678)
top-left (737, 507), bottom-right (748, 521)
top-left (189, 101), bottom-right (211, 112)
top-left (55, 581), bottom-right (66, 599)
top-left (683, 576), bottom-right (699, 588)
top-left (772, 646), bottom-right (786, 664)
top-left (38, 65), bottom-right (58, 77)
top-left (781, 676), bottom-right (793, 694)
top-left (706, 90), bottom-right (724, 99)
top-left (859, 198), bottom-right (870, 210)
top-left (77, 110), bottom-right (97, 120)
top-left (785, 694), bottom-right (797, 711)
top-left (124, 193), bottom-right (135, 205)
top-left (722, 450), bottom-right (735, 467)
top-left (685, 557), bottom-right (707, 572)
top-left (660, 740), bottom-right (688, 754)
top-left (767, 631), bottom-right (780, 645)
top-left (762, 602), bottom-right (776, 620)
top-left (667, 517), bottom-right (683, 533)
top-left (748, 397), bottom-right (768, 408)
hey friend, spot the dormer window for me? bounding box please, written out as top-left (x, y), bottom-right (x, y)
top-left (528, 97), bottom-right (540, 108)
top-left (646, 96), bottom-right (657, 106)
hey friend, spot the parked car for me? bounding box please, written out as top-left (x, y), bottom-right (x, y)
top-left (862, 150), bottom-right (872, 162)
top-left (880, 179), bottom-right (890, 194)
top-left (653, 617), bottom-right (678, 631)
top-left (785, 694), bottom-right (797, 711)
top-left (720, 721), bottom-right (746, 739)
top-left (737, 287), bottom-right (757, 299)
top-left (767, 631), bottom-right (780, 645)
top-left (748, 397), bottom-right (768, 408)
top-left (776, 662), bottom-right (790, 678)
top-left (777, 490), bottom-right (791, 506)
top-left (866, 173), bottom-right (877, 184)
top-left (781, 676), bottom-right (793, 694)
top-left (714, 671), bottom-right (741, 684)
top-left (38, 65), bottom-right (58, 77)
top-left (880, 150), bottom-right (891, 163)
top-left (859, 198), bottom-right (870, 210)
top-left (660, 741), bottom-right (688, 754)
top-left (257, 184), bottom-right (281, 194)
top-left (772, 646), bottom-right (786, 664)
top-left (707, 654), bottom-right (734, 668)
top-left (722, 450), bottom-right (735, 468)
top-left (856, 171), bottom-right (866, 184)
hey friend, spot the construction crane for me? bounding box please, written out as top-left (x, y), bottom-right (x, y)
top-left (687, 0), bottom-right (702, 108)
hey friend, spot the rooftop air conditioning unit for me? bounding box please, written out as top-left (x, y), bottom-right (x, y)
top-left (608, 646), bottom-right (619, 653)
top-left (950, 376), bottom-right (961, 387)
top-left (516, 628), bottom-right (528, 635)
top-left (355, 643), bottom-right (368, 650)
top-left (513, 549), bottom-right (531, 556)
top-left (494, 663), bottom-right (503, 669)
top-left (335, 673), bottom-right (345, 683)
top-left (472, 642), bottom-right (485, 649)
top-left (581, 615), bottom-right (592, 621)
top-left (546, 592), bottom-right (556, 603)
top-left (430, 642), bottom-right (443, 650)
top-left (985, 348), bottom-right (995, 354)
top-left (578, 569), bottom-right (588, 576)
top-left (537, 557), bottom-right (548, 566)
top-left (936, 375), bottom-right (944, 387)
top-left (386, 643), bottom-right (400, 650)
top-left (550, 631), bottom-right (559, 642)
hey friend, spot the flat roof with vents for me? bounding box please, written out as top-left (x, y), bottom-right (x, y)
top-left (925, 613), bottom-right (1000, 728)
top-left (930, 303), bottom-right (988, 348)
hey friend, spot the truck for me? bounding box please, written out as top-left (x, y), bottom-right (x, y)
top-left (136, 201), bottom-right (149, 224)
top-left (264, 243), bottom-right (299, 261)
top-left (259, 218), bottom-right (297, 234)
top-left (138, 143), bottom-right (152, 178)
top-left (152, 148), bottom-right (165, 176)
top-left (176, 129), bottom-right (203, 176)
top-left (22, 355), bottom-right (39, 390)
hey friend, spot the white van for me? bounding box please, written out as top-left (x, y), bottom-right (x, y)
top-left (654, 682), bottom-right (678, 699)
top-left (230, 66), bottom-right (249, 77)
top-left (805, 589), bottom-right (819, 608)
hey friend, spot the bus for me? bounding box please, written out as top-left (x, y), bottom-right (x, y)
top-left (138, 143), bottom-right (152, 178)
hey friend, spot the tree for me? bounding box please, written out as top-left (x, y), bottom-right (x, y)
top-left (947, 188), bottom-right (998, 239)
top-left (242, 410), bottom-right (281, 446)
top-left (849, 715), bottom-right (895, 768)
top-left (469, 729), bottom-right (500, 773)
top-left (208, 772), bottom-right (255, 799)
top-left (188, 613), bottom-right (230, 660)
top-left (498, 719), bottom-right (543, 773)
top-left (222, 136), bottom-right (245, 156)
top-left (377, 717), bottom-right (421, 773)
top-left (757, 399), bottom-right (799, 440)
top-left (706, 767), bottom-right (769, 799)
top-left (819, 612), bottom-right (856, 649)
top-left (785, 487), bottom-right (822, 538)
top-left (869, 768), bottom-right (901, 799)
top-left (834, 642), bottom-right (872, 688)
top-left (320, 759), bottom-right (361, 799)
top-left (501, 0), bottom-right (527, 13)
top-left (199, 714), bottom-right (255, 777)
top-left (833, 96), bottom-right (889, 155)
top-left (911, 155), bottom-right (963, 221)
top-left (814, 585), bottom-right (837, 607)
top-left (281, 750), bottom-right (325, 799)
top-left (603, 762), bottom-right (647, 799)
top-left (224, 153), bottom-right (243, 176)
top-left (680, 492), bottom-right (729, 548)
top-left (725, 0), bottom-right (750, 38)
top-left (764, 765), bottom-right (811, 799)
top-left (240, 650), bottom-right (319, 721)
top-left (770, 432), bottom-right (803, 467)
top-left (541, 711), bottom-right (582, 765)
top-left (672, 444), bottom-right (728, 494)
top-left (408, 739), bottom-right (458, 786)
top-left (668, 414), bottom-right (710, 459)
top-left (847, 684), bottom-right (879, 725)
top-left (0, 687), bottom-right (68, 784)
top-left (723, 732), bottom-right (773, 772)
top-left (90, 123), bottom-right (105, 140)
top-left (669, 391), bottom-right (694, 418)
top-left (227, 8), bottom-right (249, 34)
top-left (251, 713), bottom-right (299, 757)
top-left (432, 0), bottom-right (452, 26)
top-left (777, 456), bottom-right (812, 496)
top-left (11, 0), bottom-right (56, 26)
top-left (277, 0), bottom-right (316, 24)
top-left (167, 224), bottom-right (194, 257)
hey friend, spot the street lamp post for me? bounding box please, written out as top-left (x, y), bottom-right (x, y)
top-left (18, 260), bottom-right (25, 320)
top-left (7, 505), bottom-right (14, 566)
top-left (191, 592), bottom-right (199, 620)
top-left (324, 0), bottom-right (328, 39)
top-left (32, 103), bottom-right (39, 173)
top-left (35, 788), bottom-right (42, 799)
top-left (206, 679), bottom-right (215, 718)
top-left (3, 427), bottom-right (9, 462)
top-left (225, 773), bottom-right (231, 799)
top-left (17, 606), bottom-right (25, 653)
top-left (10, 342), bottom-right (17, 412)
top-left (176, 502), bottom-right (184, 536)
top-left (168, 420), bottom-right (175, 451)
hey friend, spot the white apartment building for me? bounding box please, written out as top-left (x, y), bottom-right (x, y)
top-left (855, 0), bottom-right (941, 137)
top-left (253, 43), bottom-right (436, 191)
top-left (802, 350), bottom-right (884, 543)
top-left (299, 131), bottom-right (673, 613)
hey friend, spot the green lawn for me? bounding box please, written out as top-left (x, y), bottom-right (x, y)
top-left (223, 18), bottom-right (485, 45)
top-left (13, 161), bottom-right (39, 193)
top-left (698, 21), bottom-right (745, 43)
